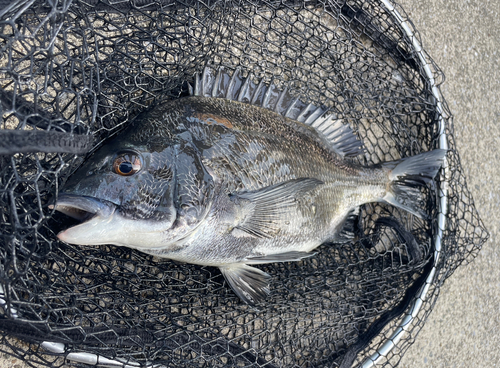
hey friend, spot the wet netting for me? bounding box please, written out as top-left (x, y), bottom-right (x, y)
top-left (0, 0), bottom-right (489, 367)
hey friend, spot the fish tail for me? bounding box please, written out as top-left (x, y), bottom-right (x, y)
top-left (382, 149), bottom-right (447, 218)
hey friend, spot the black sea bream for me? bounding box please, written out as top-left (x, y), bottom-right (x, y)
top-left (54, 67), bottom-right (445, 305)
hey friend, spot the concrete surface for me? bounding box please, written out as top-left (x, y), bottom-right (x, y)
top-left (1, 0), bottom-right (498, 367)
top-left (396, 0), bottom-right (500, 367)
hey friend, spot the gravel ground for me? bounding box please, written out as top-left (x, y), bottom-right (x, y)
top-left (0, 0), bottom-right (497, 367)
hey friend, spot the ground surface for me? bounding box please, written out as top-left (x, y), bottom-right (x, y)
top-left (396, 0), bottom-right (500, 366)
top-left (0, 0), bottom-right (498, 367)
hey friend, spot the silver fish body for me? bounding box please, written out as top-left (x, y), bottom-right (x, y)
top-left (55, 68), bottom-right (445, 305)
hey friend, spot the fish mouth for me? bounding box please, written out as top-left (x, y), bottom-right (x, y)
top-left (51, 194), bottom-right (119, 246)
top-left (52, 194), bottom-right (174, 248)
top-left (51, 194), bottom-right (116, 222)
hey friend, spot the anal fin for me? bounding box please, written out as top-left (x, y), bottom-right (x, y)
top-left (333, 207), bottom-right (360, 243)
top-left (220, 264), bottom-right (271, 306)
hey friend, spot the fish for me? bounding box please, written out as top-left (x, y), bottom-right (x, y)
top-left (53, 66), bottom-right (446, 305)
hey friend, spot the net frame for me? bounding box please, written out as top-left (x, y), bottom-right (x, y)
top-left (358, 2), bottom-right (448, 366)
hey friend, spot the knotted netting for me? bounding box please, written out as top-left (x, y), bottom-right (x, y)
top-left (0, 0), bottom-right (489, 367)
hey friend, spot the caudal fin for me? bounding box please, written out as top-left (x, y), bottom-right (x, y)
top-left (382, 149), bottom-right (446, 218)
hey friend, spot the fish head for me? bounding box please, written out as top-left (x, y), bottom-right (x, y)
top-left (54, 123), bottom-right (215, 253)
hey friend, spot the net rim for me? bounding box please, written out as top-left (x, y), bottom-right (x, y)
top-left (360, 1), bottom-right (449, 366)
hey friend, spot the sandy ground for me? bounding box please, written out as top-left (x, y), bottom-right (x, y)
top-left (0, 0), bottom-right (498, 367)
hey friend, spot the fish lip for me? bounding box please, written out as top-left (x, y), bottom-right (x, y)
top-left (52, 194), bottom-right (116, 221)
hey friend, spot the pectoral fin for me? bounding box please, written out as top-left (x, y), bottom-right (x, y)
top-left (230, 178), bottom-right (323, 238)
top-left (219, 264), bottom-right (271, 305)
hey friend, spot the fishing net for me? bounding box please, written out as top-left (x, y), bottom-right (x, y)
top-left (0, 0), bottom-right (488, 367)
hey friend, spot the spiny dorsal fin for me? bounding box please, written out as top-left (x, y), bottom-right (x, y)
top-left (191, 66), bottom-right (365, 158)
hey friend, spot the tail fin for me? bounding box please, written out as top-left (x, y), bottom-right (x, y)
top-left (382, 149), bottom-right (446, 218)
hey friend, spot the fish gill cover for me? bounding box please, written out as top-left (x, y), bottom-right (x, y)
top-left (0, 0), bottom-right (488, 367)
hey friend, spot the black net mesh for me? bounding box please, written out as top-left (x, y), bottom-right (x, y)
top-left (0, 0), bottom-right (488, 367)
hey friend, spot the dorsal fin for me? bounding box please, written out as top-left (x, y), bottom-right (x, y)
top-left (191, 66), bottom-right (365, 157)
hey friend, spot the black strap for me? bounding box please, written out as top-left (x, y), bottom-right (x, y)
top-left (0, 130), bottom-right (93, 155)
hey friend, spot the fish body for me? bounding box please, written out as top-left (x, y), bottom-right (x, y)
top-left (55, 68), bottom-right (445, 305)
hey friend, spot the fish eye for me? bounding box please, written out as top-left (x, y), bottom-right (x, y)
top-left (113, 152), bottom-right (142, 176)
